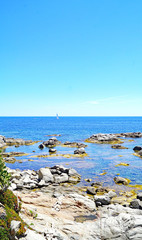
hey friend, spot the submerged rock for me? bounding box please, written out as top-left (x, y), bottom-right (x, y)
top-left (63, 142), bottom-right (87, 148)
top-left (111, 144), bottom-right (128, 149)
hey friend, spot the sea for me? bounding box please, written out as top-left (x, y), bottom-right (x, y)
top-left (0, 117), bottom-right (142, 189)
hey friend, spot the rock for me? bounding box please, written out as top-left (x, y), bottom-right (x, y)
top-left (69, 193), bottom-right (96, 211)
top-left (138, 150), bottom-right (142, 156)
top-left (137, 192), bottom-right (142, 201)
top-left (133, 146), bottom-right (142, 151)
top-left (130, 199), bottom-right (142, 209)
top-left (49, 148), bottom-right (57, 153)
top-left (0, 143), bottom-right (6, 148)
top-left (95, 187), bottom-right (109, 194)
top-left (38, 168), bottom-right (54, 183)
top-left (85, 178), bottom-right (92, 182)
top-left (94, 194), bottom-right (111, 206)
top-left (64, 141), bottom-right (71, 145)
top-left (68, 168), bottom-right (78, 176)
top-left (38, 179), bottom-right (46, 187)
top-left (9, 183), bottom-right (17, 191)
top-left (114, 176), bottom-right (130, 185)
top-left (63, 141), bottom-right (87, 148)
top-left (38, 144), bottom-right (44, 149)
top-left (20, 229), bottom-right (45, 240)
top-left (74, 147), bottom-right (86, 154)
top-left (68, 176), bottom-right (80, 183)
top-left (43, 138), bottom-right (59, 148)
top-left (85, 133), bottom-right (120, 144)
top-left (50, 137), bottom-right (57, 141)
top-left (111, 144), bottom-right (128, 149)
top-left (17, 183), bottom-right (24, 189)
top-left (91, 182), bottom-right (102, 187)
top-left (116, 132), bottom-right (142, 138)
top-left (25, 140), bottom-right (34, 145)
top-left (0, 203), bottom-right (7, 219)
top-left (107, 190), bottom-right (117, 198)
top-left (87, 187), bottom-right (96, 195)
top-left (10, 220), bottom-right (21, 238)
top-left (77, 143), bottom-right (87, 148)
top-left (54, 173), bottom-right (69, 183)
top-left (4, 157), bottom-right (16, 163)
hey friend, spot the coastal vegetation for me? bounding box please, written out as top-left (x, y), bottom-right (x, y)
top-left (0, 156), bottom-right (26, 239)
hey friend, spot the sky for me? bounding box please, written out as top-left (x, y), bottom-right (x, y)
top-left (0, 0), bottom-right (142, 116)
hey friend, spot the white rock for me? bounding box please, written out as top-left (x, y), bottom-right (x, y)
top-left (20, 229), bottom-right (46, 240)
top-left (38, 168), bottom-right (54, 183)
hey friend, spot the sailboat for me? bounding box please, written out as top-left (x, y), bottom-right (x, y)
top-left (56, 113), bottom-right (59, 120)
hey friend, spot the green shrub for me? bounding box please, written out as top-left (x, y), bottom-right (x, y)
top-left (0, 157), bottom-right (11, 192)
top-left (0, 227), bottom-right (9, 240)
top-left (0, 189), bottom-right (21, 213)
top-left (6, 206), bottom-right (26, 238)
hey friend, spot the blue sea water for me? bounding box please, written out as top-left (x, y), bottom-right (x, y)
top-left (0, 117), bottom-right (142, 189)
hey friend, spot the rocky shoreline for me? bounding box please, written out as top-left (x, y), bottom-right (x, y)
top-left (3, 163), bottom-right (142, 240)
top-left (0, 132), bottom-right (142, 239)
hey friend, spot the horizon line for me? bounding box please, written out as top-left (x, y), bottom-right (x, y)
top-left (0, 116), bottom-right (142, 117)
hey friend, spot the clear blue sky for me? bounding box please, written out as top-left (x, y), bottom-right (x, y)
top-left (0, 0), bottom-right (142, 116)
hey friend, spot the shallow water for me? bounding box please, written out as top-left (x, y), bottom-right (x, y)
top-left (0, 117), bottom-right (142, 189)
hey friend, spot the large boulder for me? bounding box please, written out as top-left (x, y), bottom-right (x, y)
top-left (38, 168), bottom-right (54, 183)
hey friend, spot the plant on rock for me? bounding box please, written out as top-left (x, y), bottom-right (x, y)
top-left (0, 157), bottom-right (11, 192)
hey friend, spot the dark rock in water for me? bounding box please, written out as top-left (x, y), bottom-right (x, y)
top-left (43, 138), bottom-right (60, 148)
top-left (64, 141), bottom-right (72, 145)
top-left (116, 132), bottom-right (142, 138)
top-left (38, 143), bottom-right (44, 149)
top-left (133, 146), bottom-right (142, 151)
top-left (4, 157), bottom-right (16, 163)
top-left (63, 141), bottom-right (87, 148)
top-left (111, 145), bottom-right (128, 149)
top-left (85, 133), bottom-right (122, 144)
top-left (114, 176), bottom-right (129, 185)
top-left (138, 150), bottom-right (142, 156)
top-left (91, 182), bottom-right (102, 187)
top-left (77, 143), bottom-right (87, 148)
top-left (49, 148), bottom-right (57, 153)
top-left (74, 147), bottom-right (86, 154)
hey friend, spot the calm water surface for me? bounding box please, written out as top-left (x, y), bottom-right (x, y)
top-left (0, 117), bottom-right (142, 189)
